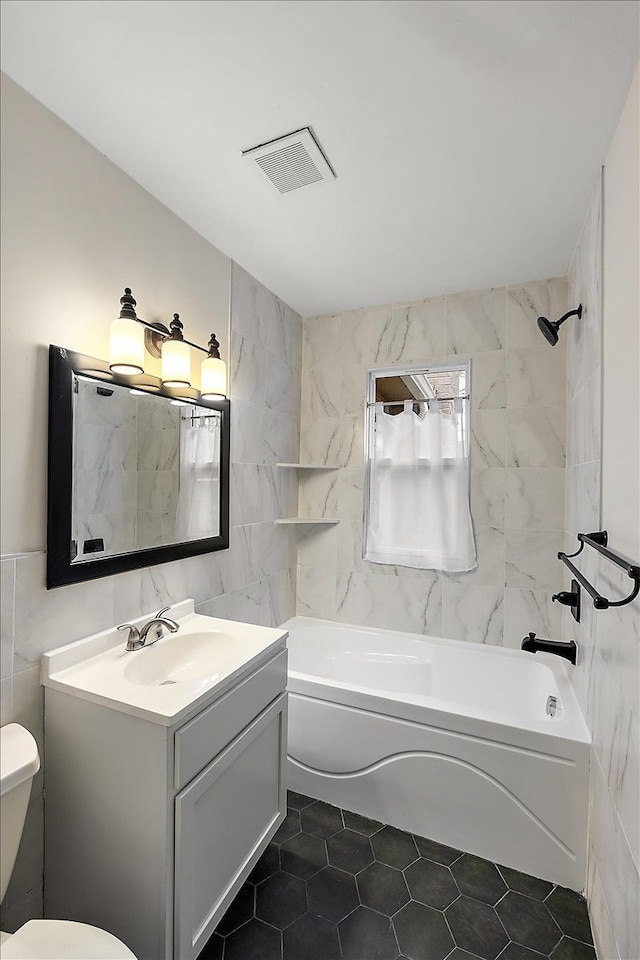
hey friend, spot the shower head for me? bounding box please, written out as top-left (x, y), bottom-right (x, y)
top-left (537, 315), bottom-right (560, 345)
top-left (537, 305), bottom-right (582, 346)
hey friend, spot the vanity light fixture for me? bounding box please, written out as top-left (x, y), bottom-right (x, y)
top-left (200, 334), bottom-right (226, 398)
top-left (108, 288), bottom-right (227, 397)
top-left (109, 288), bottom-right (145, 375)
top-left (161, 314), bottom-right (192, 387)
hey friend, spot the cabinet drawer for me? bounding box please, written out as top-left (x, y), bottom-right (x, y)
top-left (174, 647), bottom-right (287, 789)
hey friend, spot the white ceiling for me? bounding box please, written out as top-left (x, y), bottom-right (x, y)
top-left (1, 0), bottom-right (638, 316)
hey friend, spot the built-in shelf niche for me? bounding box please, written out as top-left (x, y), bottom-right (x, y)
top-left (275, 518), bottom-right (340, 526)
top-left (276, 463), bottom-right (341, 469)
top-left (275, 463), bottom-right (341, 526)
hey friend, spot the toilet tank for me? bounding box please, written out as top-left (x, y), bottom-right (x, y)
top-left (0, 724), bottom-right (40, 903)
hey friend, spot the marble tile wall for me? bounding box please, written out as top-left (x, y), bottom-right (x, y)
top-left (0, 262), bottom-right (302, 931)
top-left (72, 383), bottom-right (139, 558)
top-left (297, 276), bottom-right (568, 647)
top-left (220, 262), bottom-right (301, 627)
top-left (563, 177), bottom-right (639, 960)
top-left (71, 385), bottom-right (184, 557)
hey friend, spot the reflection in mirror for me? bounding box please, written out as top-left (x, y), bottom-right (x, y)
top-left (72, 376), bottom-right (222, 562)
top-left (47, 345), bottom-right (230, 588)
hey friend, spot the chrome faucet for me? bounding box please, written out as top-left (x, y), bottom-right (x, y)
top-left (118, 606), bottom-right (180, 652)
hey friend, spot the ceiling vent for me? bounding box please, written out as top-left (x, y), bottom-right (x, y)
top-left (242, 127), bottom-right (335, 197)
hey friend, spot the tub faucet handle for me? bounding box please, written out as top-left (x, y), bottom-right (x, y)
top-left (552, 590), bottom-right (576, 604)
top-left (551, 579), bottom-right (581, 623)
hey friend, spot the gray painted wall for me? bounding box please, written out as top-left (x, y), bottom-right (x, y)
top-left (0, 76), bottom-right (301, 931)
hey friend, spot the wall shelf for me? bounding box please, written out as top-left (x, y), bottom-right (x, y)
top-left (275, 465), bottom-right (341, 527)
top-left (276, 463), bottom-right (341, 470)
top-left (275, 518), bottom-right (340, 526)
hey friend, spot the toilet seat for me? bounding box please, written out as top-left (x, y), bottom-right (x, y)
top-left (0, 919), bottom-right (137, 959)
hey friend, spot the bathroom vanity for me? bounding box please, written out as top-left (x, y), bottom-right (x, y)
top-left (41, 602), bottom-right (288, 960)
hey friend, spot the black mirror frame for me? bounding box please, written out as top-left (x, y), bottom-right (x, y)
top-left (47, 344), bottom-right (230, 589)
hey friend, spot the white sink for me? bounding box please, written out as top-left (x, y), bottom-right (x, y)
top-left (124, 631), bottom-right (243, 686)
top-left (41, 600), bottom-right (289, 726)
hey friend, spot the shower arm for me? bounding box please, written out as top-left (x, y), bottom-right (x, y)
top-left (555, 307), bottom-right (583, 330)
top-left (557, 531), bottom-right (640, 611)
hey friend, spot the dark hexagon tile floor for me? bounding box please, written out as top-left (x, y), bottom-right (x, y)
top-left (198, 793), bottom-right (596, 960)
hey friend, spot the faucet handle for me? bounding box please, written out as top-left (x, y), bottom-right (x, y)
top-left (552, 590), bottom-right (577, 605)
top-left (118, 623), bottom-right (141, 650)
top-left (155, 606), bottom-right (179, 631)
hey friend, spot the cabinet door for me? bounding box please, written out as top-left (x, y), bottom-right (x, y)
top-left (174, 694), bottom-right (287, 960)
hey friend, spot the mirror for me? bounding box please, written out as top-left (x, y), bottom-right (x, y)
top-left (47, 345), bottom-right (230, 588)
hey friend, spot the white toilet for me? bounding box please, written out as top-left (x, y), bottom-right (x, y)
top-left (1, 723), bottom-right (137, 959)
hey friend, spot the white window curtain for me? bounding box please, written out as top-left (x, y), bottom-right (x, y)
top-left (365, 399), bottom-right (477, 572)
top-left (175, 414), bottom-right (220, 541)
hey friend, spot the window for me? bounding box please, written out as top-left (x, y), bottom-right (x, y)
top-left (364, 362), bottom-right (476, 572)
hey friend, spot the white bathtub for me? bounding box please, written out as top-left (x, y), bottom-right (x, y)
top-left (283, 616), bottom-right (590, 890)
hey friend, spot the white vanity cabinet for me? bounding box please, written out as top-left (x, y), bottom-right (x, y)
top-left (44, 637), bottom-right (288, 960)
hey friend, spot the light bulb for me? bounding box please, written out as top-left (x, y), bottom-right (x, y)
top-left (200, 355), bottom-right (226, 398)
top-left (162, 338), bottom-right (191, 387)
top-left (109, 317), bottom-right (144, 375)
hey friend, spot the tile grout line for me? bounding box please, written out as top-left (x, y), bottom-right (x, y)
top-left (211, 793), bottom-right (596, 960)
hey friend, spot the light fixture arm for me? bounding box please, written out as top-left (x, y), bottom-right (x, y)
top-left (134, 314), bottom-right (211, 355)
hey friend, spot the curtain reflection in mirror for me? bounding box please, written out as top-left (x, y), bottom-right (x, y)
top-left (176, 411), bottom-right (221, 541)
